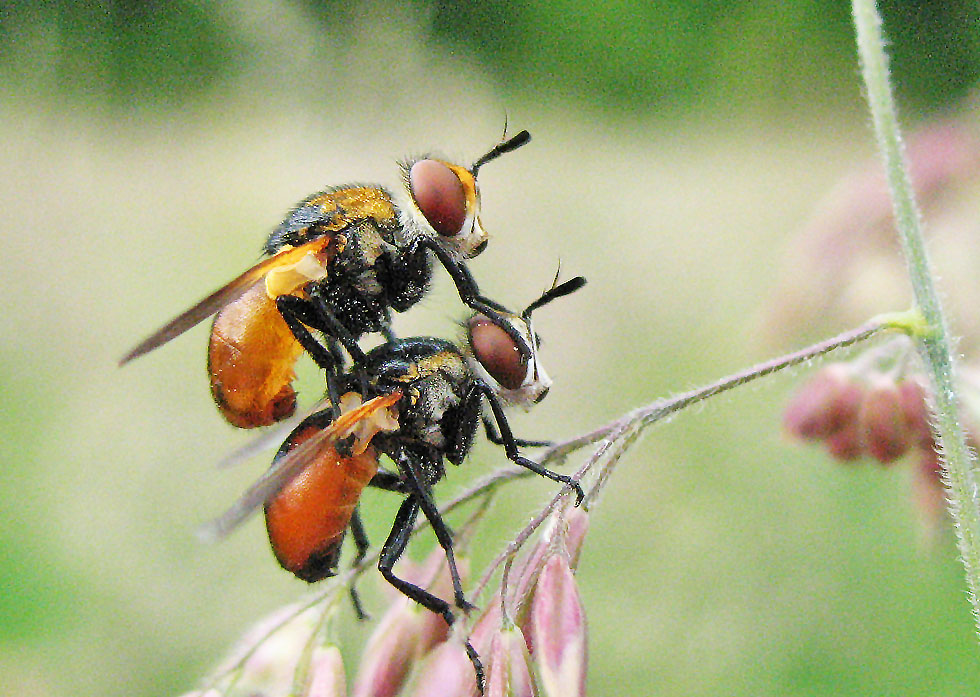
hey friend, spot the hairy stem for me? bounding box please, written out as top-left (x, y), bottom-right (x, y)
top-left (627, 321), bottom-right (885, 430)
top-left (852, 0), bottom-right (980, 633)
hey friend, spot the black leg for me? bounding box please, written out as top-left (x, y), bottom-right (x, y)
top-left (307, 293), bottom-right (371, 394)
top-left (350, 507), bottom-right (370, 566)
top-left (416, 239), bottom-right (529, 359)
top-left (368, 468), bottom-right (407, 493)
top-left (393, 450), bottom-right (474, 613)
top-left (277, 296), bottom-right (347, 418)
top-left (457, 262), bottom-right (507, 313)
top-left (482, 415), bottom-right (552, 448)
top-left (379, 498), bottom-right (445, 616)
top-left (326, 338), bottom-right (346, 373)
top-left (276, 296), bottom-right (340, 372)
top-left (378, 497), bottom-right (485, 690)
top-left (307, 293), bottom-right (368, 365)
top-left (323, 338), bottom-right (349, 417)
top-left (348, 508), bottom-right (370, 620)
top-left (324, 373), bottom-right (344, 423)
top-left (475, 384), bottom-right (585, 505)
top-left (380, 311), bottom-right (398, 343)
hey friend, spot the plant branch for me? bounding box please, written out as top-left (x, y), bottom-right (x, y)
top-left (473, 318), bottom-right (888, 600)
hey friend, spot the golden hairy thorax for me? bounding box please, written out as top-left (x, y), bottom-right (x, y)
top-left (304, 187), bottom-right (398, 232)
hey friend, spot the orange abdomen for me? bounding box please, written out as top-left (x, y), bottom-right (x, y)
top-left (265, 430), bottom-right (380, 582)
top-left (208, 281), bottom-right (304, 428)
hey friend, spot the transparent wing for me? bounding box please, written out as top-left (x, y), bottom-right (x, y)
top-left (198, 390), bottom-right (402, 542)
top-left (119, 237), bottom-right (332, 365)
top-left (215, 395), bottom-right (330, 470)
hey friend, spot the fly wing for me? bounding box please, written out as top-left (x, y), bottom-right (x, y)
top-left (198, 390), bottom-right (402, 542)
top-left (215, 395), bottom-right (330, 469)
top-left (119, 237), bottom-right (332, 365)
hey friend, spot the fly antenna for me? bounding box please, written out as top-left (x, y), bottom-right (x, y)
top-left (472, 129), bottom-right (531, 176)
top-left (523, 275), bottom-right (586, 319)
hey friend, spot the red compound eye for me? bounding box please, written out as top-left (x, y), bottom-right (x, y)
top-left (468, 316), bottom-right (528, 390)
top-left (410, 159), bottom-right (467, 237)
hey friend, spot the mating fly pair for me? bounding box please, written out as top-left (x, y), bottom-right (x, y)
top-left (121, 131), bottom-right (584, 688)
top-left (204, 276), bottom-right (585, 640)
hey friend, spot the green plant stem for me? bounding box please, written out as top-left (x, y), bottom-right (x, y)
top-left (852, 0), bottom-right (980, 633)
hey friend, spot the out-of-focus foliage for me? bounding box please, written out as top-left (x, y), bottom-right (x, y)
top-left (2, 0), bottom-right (977, 113)
top-left (0, 0), bottom-right (249, 106)
top-left (413, 0), bottom-right (980, 112)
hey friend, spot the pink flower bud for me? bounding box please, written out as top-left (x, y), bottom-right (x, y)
top-left (215, 604), bottom-right (319, 695)
top-left (784, 365), bottom-right (863, 440)
top-left (404, 640), bottom-right (479, 697)
top-left (905, 121), bottom-right (980, 202)
top-left (307, 646), bottom-right (347, 697)
top-left (351, 597), bottom-right (425, 697)
top-left (528, 555), bottom-right (587, 697)
top-left (508, 508), bottom-right (591, 625)
top-left (468, 507), bottom-right (588, 671)
top-left (468, 597), bottom-right (503, 658)
top-left (561, 507), bottom-right (590, 571)
top-left (859, 377), bottom-right (911, 464)
top-left (415, 556), bottom-right (468, 648)
top-left (352, 550), bottom-right (463, 697)
top-left (485, 625), bottom-right (537, 697)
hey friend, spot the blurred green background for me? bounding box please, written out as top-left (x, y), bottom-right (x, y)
top-left (4, 1), bottom-right (980, 695)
